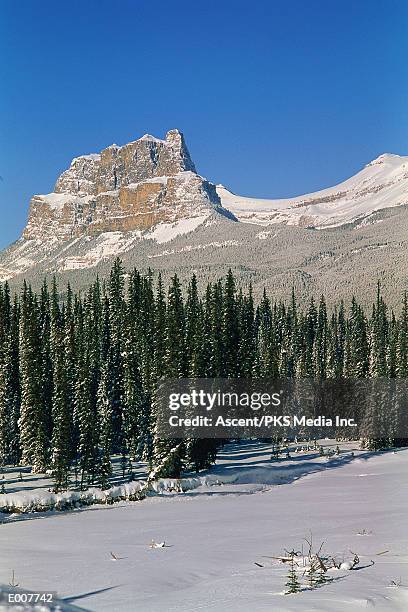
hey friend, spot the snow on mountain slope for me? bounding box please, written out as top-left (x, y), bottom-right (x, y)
top-left (217, 153), bottom-right (408, 228)
top-left (58, 216), bottom-right (210, 271)
top-left (0, 215), bottom-right (217, 279)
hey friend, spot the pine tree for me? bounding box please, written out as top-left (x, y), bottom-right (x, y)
top-left (184, 279), bottom-right (219, 472)
top-left (396, 293), bottom-right (408, 377)
top-left (105, 265), bottom-right (125, 454)
top-left (39, 281), bottom-right (54, 448)
top-left (307, 559), bottom-right (318, 589)
top-left (207, 282), bottom-right (224, 377)
top-left (285, 554), bottom-right (301, 594)
top-left (395, 294), bottom-right (408, 446)
top-left (152, 274), bottom-right (187, 477)
top-left (254, 290), bottom-right (278, 377)
top-left (153, 274), bottom-right (167, 382)
top-left (64, 284), bottom-right (77, 468)
top-left (0, 344), bottom-right (10, 467)
top-left (9, 298), bottom-right (22, 466)
top-left (18, 284), bottom-right (48, 472)
top-left (185, 274), bottom-right (201, 373)
top-left (50, 281), bottom-right (72, 491)
top-left (369, 282), bottom-right (388, 377)
top-left (0, 285), bottom-right (14, 467)
top-left (313, 296), bottom-right (328, 379)
top-left (327, 309), bottom-right (344, 378)
top-left (75, 295), bottom-right (99, 489)
top-left (97, 363), bottom-right (113, 489)
top-left (387, 312), bottom-right (398, 378)
top-left (304, 298), bottom-right (318, 377)
top-left (363, 284), bottom-right (390, 449)
top-left (122, 301), bottom-right (149, 461)
top-left (138, 272), bottom-right (156, 392)
top-left (222, 270), bottom-right (240, 377)
top-left (164, 274), bottom-right (187, 377)
top-left (238, 285), bottom-right (256, 377)
top-left (344, 298), bottom-right (369, 378)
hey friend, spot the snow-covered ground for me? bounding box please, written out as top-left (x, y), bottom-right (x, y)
top-left (0, 441), bottom-right (407, 611)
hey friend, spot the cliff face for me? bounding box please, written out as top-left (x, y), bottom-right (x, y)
top-left (23, 129), bottom-right (224, 240)
top-left (54, 129), bottom-right (196, 195)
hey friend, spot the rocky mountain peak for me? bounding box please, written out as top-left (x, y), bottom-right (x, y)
top-left (23, 130), bottom-right (226, 241)
top-left (54, 128), bottom-right (196, 196)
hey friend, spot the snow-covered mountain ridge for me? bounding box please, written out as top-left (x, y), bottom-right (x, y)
top-left (1, 130), bottom-right (408, 287)
top-left (217, 153), bottom-right (408, 228)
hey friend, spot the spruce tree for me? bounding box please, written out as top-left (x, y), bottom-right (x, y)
top-left (313, 296), bottom-right (328, 379)
top-left (396, 293), bottom-right (408, 377)
top-left (285, 554), bottom-right (301, 594)
top-left (152, 274), bottom-right (186, 477)
top-left (207, 282), bottom-right (224, 377)
top-left (222, 270), bottom-right (240, 377)
top-left (153, 274), bottom-right (167, 382)
top-left (50, 281), bottom-right (72, 492)
top-left (97, 362), bottom-right (113, 489)
top-left (0, 286), bottom-right (15, 466)
top-left (122, 301), bottom-right (149, 461)
top-left (18, 284), bottom-right (48, 472)
top-left (254, 289), bottom-right (278, 377)
top-left (185, 274), bottom-right (201, 372)
top-left (238, 286), bottom-right (256, 377)
top-left (75, 296), bottom-right (99, 488)
top-left (164, 274), bottom-right (187, 377)
top-left (369, 282), bottom-right (388, 377)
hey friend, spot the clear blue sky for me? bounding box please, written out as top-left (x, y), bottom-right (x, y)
top-left (1, 0), bottom-right (407, 249)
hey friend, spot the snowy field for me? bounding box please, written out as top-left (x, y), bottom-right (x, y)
top-left (0, 441), bottom-right (407, 611)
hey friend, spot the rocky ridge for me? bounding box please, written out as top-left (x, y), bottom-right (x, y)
top-left (23, 129), bottom-right (228, 241)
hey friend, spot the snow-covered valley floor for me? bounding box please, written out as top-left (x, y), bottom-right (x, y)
top-left (0, 442), bottom-right (407, 611)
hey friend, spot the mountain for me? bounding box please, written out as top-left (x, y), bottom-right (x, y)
top-left (0, 129), bottom-right (234, 281)
top-left (217, 153), bottom-right (408, 228)
top-left (1, 131), bottom-right (408, 307)
top-left (23, 128), bottom-right (230, 241)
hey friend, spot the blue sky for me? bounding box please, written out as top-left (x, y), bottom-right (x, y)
top-left (1, 0), bottom-right (407, 249)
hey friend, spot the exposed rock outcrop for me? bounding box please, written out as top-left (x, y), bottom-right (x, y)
top-left (23, 129), bottom-right (227, 240)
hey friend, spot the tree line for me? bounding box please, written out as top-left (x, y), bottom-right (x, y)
top-left (0, 260), bottom-right (407, 491)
